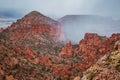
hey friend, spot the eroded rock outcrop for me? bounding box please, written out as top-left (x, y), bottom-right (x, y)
top-left (59, 41), bottom-right (73, 56)
top-left (1, 11), bottom-right (65, 53)
top-left (114, 40), bottom-right (120, 51)
top-left (0, 11), bottom-right (120, 80)
top-left (58, 33), bottom-right (120, 75)
top-left (3, 11), bottom-right (63, 44)
top-left (79, 33), bottom-right (120, 57)
top-left (82, 50), bottom-right (120, 80)
top-left (60, 33), bottom-right (120, 57)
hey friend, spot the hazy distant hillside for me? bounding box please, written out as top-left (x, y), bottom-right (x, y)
top-left (59, 15), bottom-right (120, 43)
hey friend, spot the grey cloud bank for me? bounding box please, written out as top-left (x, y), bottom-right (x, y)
top-left (0, 0), bottom-right (120, 43)
top-left (0, 0), bottom-right (120, 18)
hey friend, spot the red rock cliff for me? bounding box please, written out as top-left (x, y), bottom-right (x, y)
top-left (3, 11), bottom-right (62, 42)
top-left (59, 41), bottom-right (73, 56)
top-left (59, 33), bottom-right (120, 63)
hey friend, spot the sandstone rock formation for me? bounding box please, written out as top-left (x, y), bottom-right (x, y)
top-left (0, 11), bottom-right (120, 80)
top-left (60, 33), bottom-right (120, 57)
top-left (114, 40), bottom-right (120, 51)
top-left (59, 33), bottom-right (120, 76)
top-left (59, 41), bottom-right (73, 56)
top-left (82, 50), bottom-right (120, 80)
top-left (1, 11), bottom-right (65, 53)
top-left (3, 11), bottom-right (62, 43)
top-left (0, 32), bottom-right (120, 80)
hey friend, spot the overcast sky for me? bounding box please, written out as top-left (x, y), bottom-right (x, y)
top-left (0, 0), bottom-right (120, 18)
